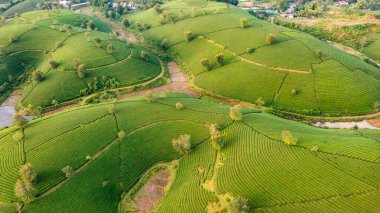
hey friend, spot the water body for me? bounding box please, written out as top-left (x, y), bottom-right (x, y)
top-left (313, 120), bottom-right (379, 130)
top-left (0, 105), bottom-right (16, 129)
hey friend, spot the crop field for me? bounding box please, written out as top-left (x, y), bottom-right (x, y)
top-left (127, 0), bottom-right (380, 116)
top-left (0, 10), bottom-right (162, 107)
top-left (0, 94), bottom-right (378, 212)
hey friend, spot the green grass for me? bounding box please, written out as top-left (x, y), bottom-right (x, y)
top-left (0, 94), bottom-right (379, 212)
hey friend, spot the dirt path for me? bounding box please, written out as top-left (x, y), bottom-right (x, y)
top-left (119, 62), bottom-right (198, 99)
top-left (80, 8), bottom-right (139, 43)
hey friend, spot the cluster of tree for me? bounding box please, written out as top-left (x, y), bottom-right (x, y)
top-left (297, 1), bottom-right (327, 17)
top-left (355, 0), bottom-right (380, 10)
top-left (209, 124), bottom-right (224, 151)
top-left (80, 76), bottom-right (120, 96)
top-left (230, 196), bottom-right (250, 213)
top-left (14, 163), bottom-right (37, 204)
top-left (230, 105), bottom-right (243, 121)
top-left (200, 53), bottom-right (226, 71)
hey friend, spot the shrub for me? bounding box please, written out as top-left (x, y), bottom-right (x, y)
top-left (161, 39), bottom-right (170, 50)
top-left (73, 58), bottom-right (81, 69)
top-left (230, 196), bottom-right (249, 213)
top-left (255, 97), bottom-right (265, 108)
top-left (282, 130), bottom-right (297, 145)
top-left (32, 70), bottom-right (44, 82)
top-left (118, 131), bottom-right (126, 140)
top-left (13, 114), bottom-right (27, 128)
top-left (154, 3), bottom-right (162, 14)
top-left (94, 38), bottom-right (102, 47)
top-left (122, 18), bottom-right (130, 28)
top-left (240, 18), bottom-right (248, 29)
top-left (135, 22), bottom-right (144, 31)
top-left (8, 34), bottom-right (15, 43)
top-left (266, 33), bottom-right (277, 44)
top-left (107, 44), bottom-right (114, 54)
top-left (310, 146), bottom-right (319, 152)
top-left (172, 134), bottom-right (191, 155)
top-left (61, 166), bottom-right (74, 178)
top-left (184, 31), bottom-right (193, 42)
top-left (176, 102), bottom-right (184, 110)
top-left (290, 89), bottom-right (297, 95)
top-left (215, 53), bottom-right (225, 66)
top-left (209, 124), bottom-right (224, 150)
top-left (145, 92), bottom-right (156, 103)
top-left (140, 51), bottom-right (149, 61)
top-left (49, 60), bottom-right (58, 69)
top-left (374, 101), bottom-right (380, 111)
top-left (13, 132), bottom-right (24, 142)
top-left (230, 105), bottom-right (243, 121)
top-left (316, 50), bottom-right (322, 57)
top-left (246, 48), bottom-right (254, 53)
top-left (51, 100), bottom-right (59, 107)
top-left (201, 58), bottom-right (210, 71)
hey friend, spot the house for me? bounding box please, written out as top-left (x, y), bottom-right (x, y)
top-left (59, 0), bottom-right (71, 8)
top-left (335, 1), bottom-right (349, 7)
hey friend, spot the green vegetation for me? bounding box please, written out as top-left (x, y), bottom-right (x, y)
top-left (0, 10), bottom-right (161, 107)
top-left (127, 0), bottom-right (380, 116)
top-left (0, 93), bottom-right (378, 212)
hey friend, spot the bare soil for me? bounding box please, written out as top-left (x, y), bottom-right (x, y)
top-left (132, 169), bottom-right (171, 212)
top-left (368, 118), bottom-right (380, 128)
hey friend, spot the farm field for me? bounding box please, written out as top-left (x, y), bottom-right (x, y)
top-left (127, 0), bottom-right (380, 116)
top-left (0, 93), bottom-right (379, 212)
top-left (0, 10), bottom-right (162, 107)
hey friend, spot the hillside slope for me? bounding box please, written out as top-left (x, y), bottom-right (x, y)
top-left (0, 93), bottom-right (379, 212)
top-left (0, 10), bottom-right (162, 107)
top-left (128, 0), bottom-right (380, 116)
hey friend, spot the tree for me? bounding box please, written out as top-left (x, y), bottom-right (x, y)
top-left (240, 18), bottom-right (248, 29)
top-left (32, 70), bottom-right (44, 82)
top-left (209, 124), bottom-right (224, 150)
top-left (73, 58), bottom-right (81, 69)
top-left (315, 50), bottom-right (322, 58)
top-left (154, 3), bottom-right (162, 14)
top-left (266, 33), bottom-right (277, 44)
top-left (229, 105), bottom-right (243, 121)
top-left (77, 64), bottom-right (86, 79)
top-left (140, 51), bottom-right (149, 61)
top-left (230, 196), bottom-right (249, 213)
top-left (172, 134), bottom-right (191, 155)
top-left (161, 39), bottom-right (169, 51)
top-left (122, 18), bottom-right (130, 28)
top-left (118, 131), bottom-right (126, 140)
top-left (201, 58), bottom-right (210, 71)
top-left (13, 132), bottom-right (24, 142)
top-left (176, 102), bottom-right (184, 110)
top-left (49, 59), bottom-right (58, 68)
top-left (282, 130), bottom-right (297, 145)
top-left (14, 179), bottom-right (36, 204)
top-left (13, 114), bottom-right (27, 128)
top-left (215, 53), bottom-right (225, 66)
top-left (8, 34), bottom-right (15, 43)
top-left (19, 163), bottom-right (37, 184)
top-left (145, 92), bottom-right (156, 103)
top-left (108, 104), bottom-right (115, 114)
top-left (184, 31), bottom-right (193, 42)
top-left (61, 166), bottom-right (74, 178)
top-left (107, 44), bottom-right (114, 54)
top-left (255, 97), bottom-right (265, 108)
top-left (51, 100), bottom-right (59, 107)
top-left (290, 89), bottom-right (297, 95)
top-left (94, 38), bottom-right (102, 47)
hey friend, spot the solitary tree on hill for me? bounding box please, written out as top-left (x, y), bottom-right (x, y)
top-left (145, 92), bottom-right (156, 103)
top-left (184, 31), bottom-right (194, 42)
top-left (215, 53), bottom-right (225, 66)
top-left (32, 70), bottom-right (44, 82)
top-left (255, 97), bottom-right (265, 108)
top-left (61, 166), bottom-right (74, 178)
top-left (240, 18), bottom-right (248, 29)
top-left (77, 64), bottom-right (86, 79)
top-left (201, 58), bottom-right (210, 71)
top-left (118, 131), bottom-right (126, 141)
top-left (172, 134), bottom-right (191, 155)
top-left (229, 105), bottom-right (243, 121)
top-left (176, 102), bottom-right (184, 110)
top-left (230, 196), bottom-right (250, 213)
top-left (282, 130), bottom-right (297, 145)
top-left (266, 33), bottom-right (277, 44)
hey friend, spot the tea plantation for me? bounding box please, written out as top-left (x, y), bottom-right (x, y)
top-left (0, 93), bottom-right (379, 212)
top-left (128, 0), bottom-right (380, 116)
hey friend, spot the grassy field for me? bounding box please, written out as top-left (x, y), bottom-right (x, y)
top-left (0, 10), bottom-right (161, 107)
top-left (0, 93), bottom-right (378, 212)
top-left (127, 0), bottom-right (380, 116)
